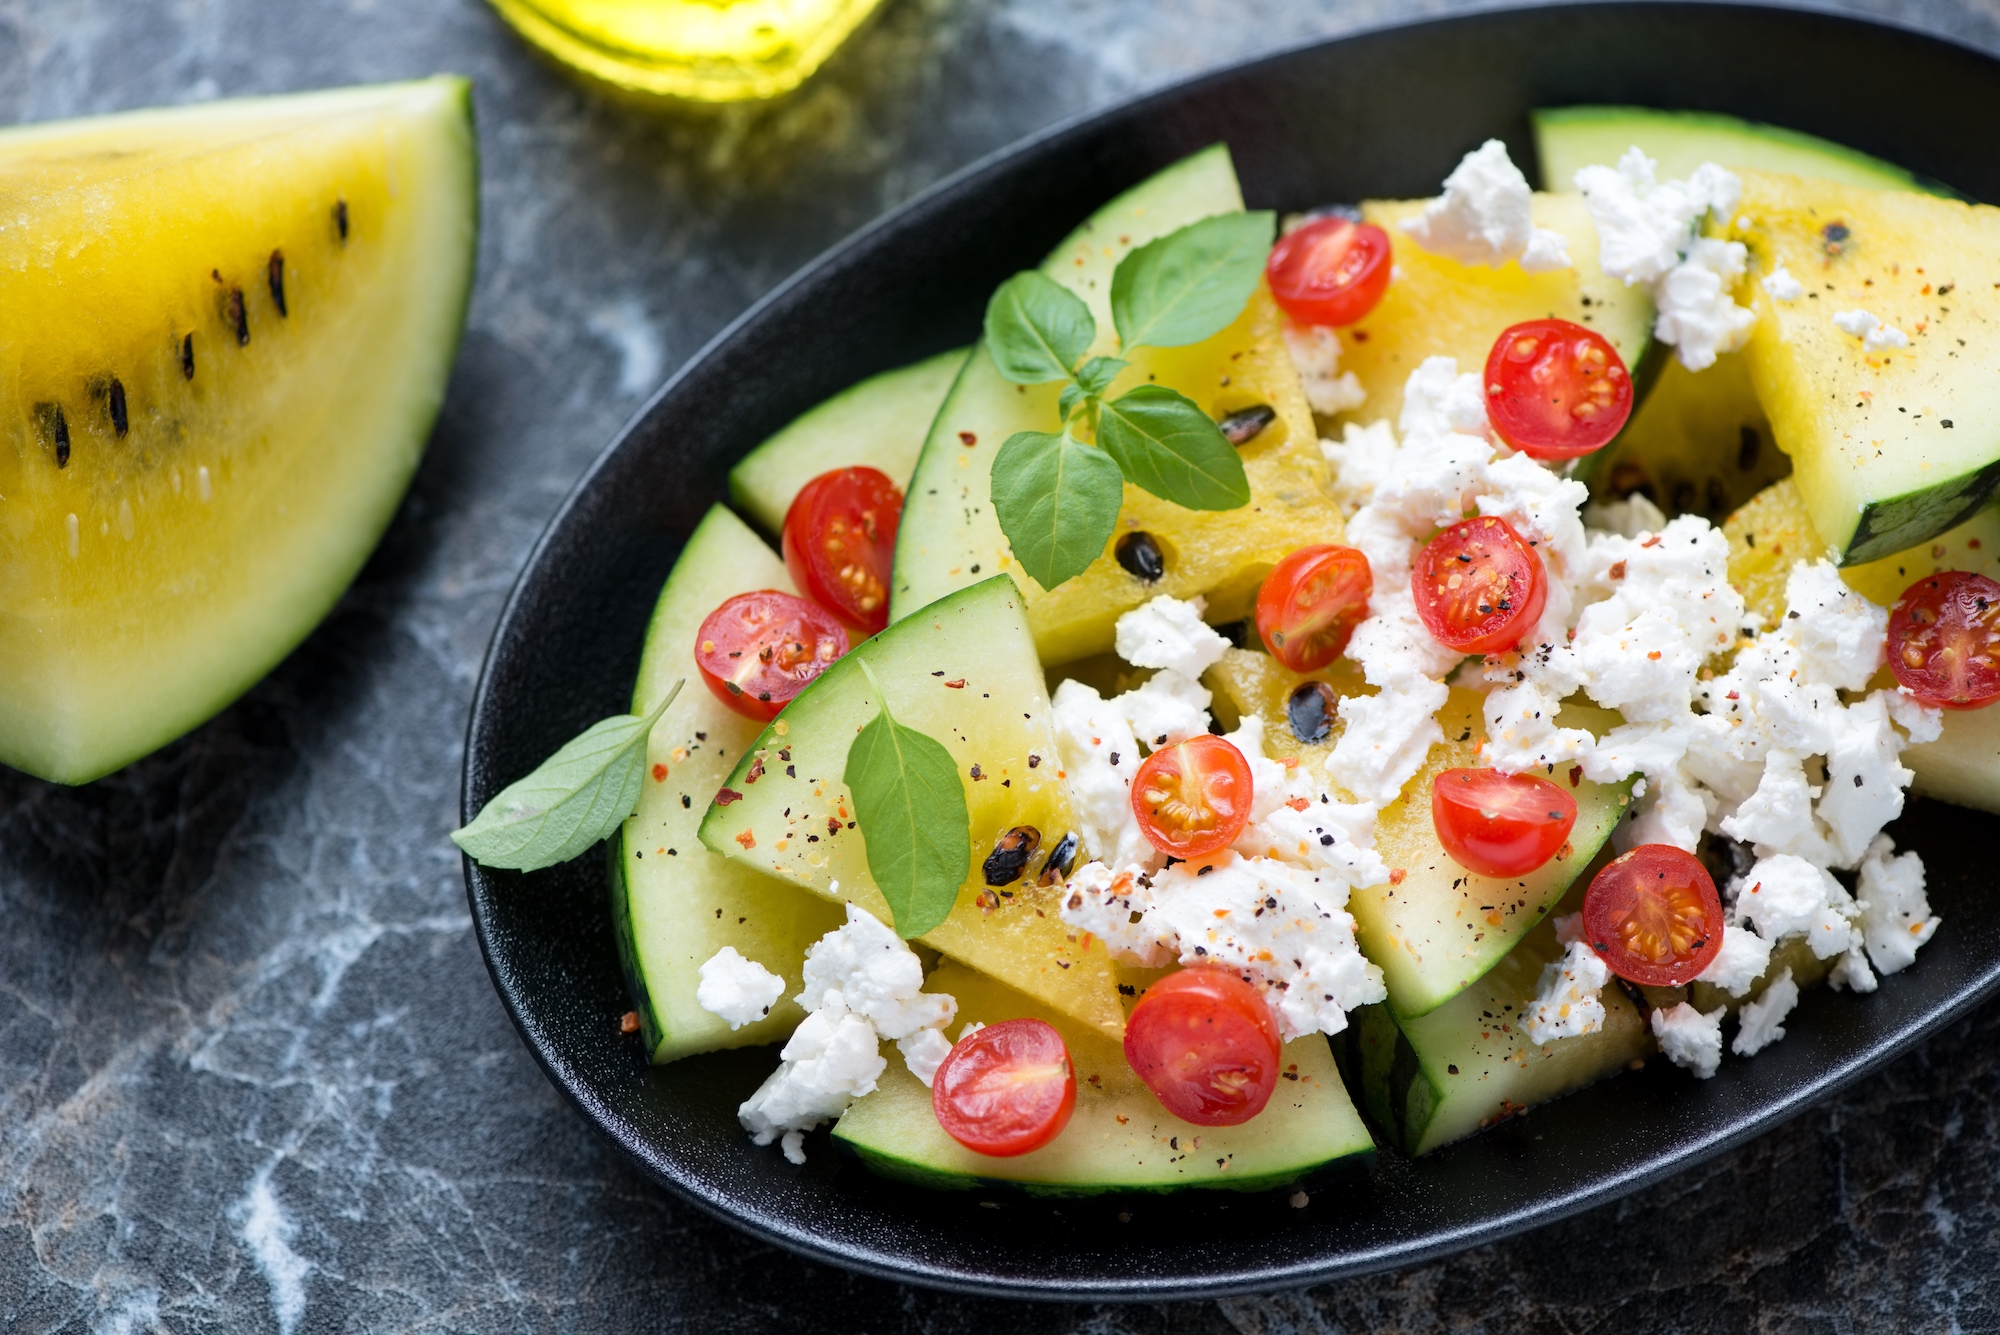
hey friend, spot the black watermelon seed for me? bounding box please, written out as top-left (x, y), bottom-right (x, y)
top-left (1037, 831), bottom-right (1079, 887)
top-left (107, 379), bottom-right (128, 437)
top-left (983, 825), bottom-right (1042, 887)
top-left (1217, 403), bottom-right (1277, 446)
top-left (268, 250), bottom-right (287, 317)
top-left (227, 287), bottom-right (250, 346)
top-left (334, 199), bottom-right (349, 242)
top-left (34, 404), bottom-right (70, 468)
top-left (1115, 531), bottom-right (1166, 582)
top-left (1737, 425), bottom-right (1761, 472)
top-left (181, 333), bottom-right (195, 380)
top-left (1287, 680), bottom-right (1338, 745)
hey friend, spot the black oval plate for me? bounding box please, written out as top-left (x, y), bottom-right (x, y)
top-left (464, 2), bottom-right (2000, 1299)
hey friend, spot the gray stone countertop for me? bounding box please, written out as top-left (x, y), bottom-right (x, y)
top-left (6, 0), bottom-right (2000, 1329)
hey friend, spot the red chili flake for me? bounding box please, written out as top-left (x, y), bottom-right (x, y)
top-left (1389, 868), bottom-right (1407, 885)
top-left (944, 678), bottom-right (967, 689)
top-left (735, 830), bottom-right (756, 850)
top-left (1607, 561), bottom-right (1627, 581)
top-left (1568, 765), bottom-right (1583, 789)
top-left (827, 816), bottom-right (842, 835)
top-left (651, 763), bottom-right (668, 782)
top-left (745, 756), bottom-right (765, 784)
top-left (715, 788), bottom-right (744, 806)
top-left (1641, 535), bottom-right (1662, 549)
top-left (959, 431), bottom-right (977, 447)
top-left (619, 1011), bottom-right (640, 1034)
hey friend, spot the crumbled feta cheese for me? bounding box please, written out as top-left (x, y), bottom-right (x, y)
top-left (1855, 833), bottom-right (1939, 975)
top-left (897, 1027), bottom-right (954, 1089)
top-left (1234, 794), bottom-right (1390, 887)
top-left (1651, 1002), bottom-right (1726, 1079)
top-left (739, 1000), bottom-right (885, 1163)
top-left (738, 905), bottom-right (957, 1161)
top-left (1117, 669), bottom-right (1213, 749)
top-left (1696, 921), bottom-right (1773, 998)
top-left (956, 1021), bottom-right (986, 1043)
top-left (1283, 321), bottom-right (1367, 416)
top-left (1523, 940), bottom-right (1611, 1044)
top-left (696, 946), bottom-right (787, 1029)
top-left (1731, 967), bottom-right (1799, 1056)
top-left (1574, 149), bottom-right (1737, 285)
top-left (1060, 852), bottom-right (1385, 1040)
top-left (1653, 237), bottom-right (1756, 371)
top-left (1060, 861), bottom-right (1176, 967)
top-left (1321, 419), bottom-right (1400, 513)
top-left (1832, 308), bottom-right (1910, 352)
top-left (1400, 138), bottom-right (1572, 272)
top-left (1761, 262), bottom-right (1805, 301)
top-left (1784, 561), bottom-right (1888, 691)
top-left (1397, 356), bottom-right (1492, 442)
top-left (1575, 152), bottom-right (1750, 368)
top-left (1829, 944), bottom-right (1878, 994)
top-left (1553, 910), bottom-right (1586, 946)
top-left (799, 902), bottom-right (954, 1041)
top-left (1115, 596), bottom-right (1232, 680)
top-left (1051, 678), bottom-right (1153, 868)
top-left (1731, 854), bottom-right (1854, 960)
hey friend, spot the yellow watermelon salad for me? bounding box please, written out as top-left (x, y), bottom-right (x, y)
top-left (459, 108), bottom-right (2000, 1185)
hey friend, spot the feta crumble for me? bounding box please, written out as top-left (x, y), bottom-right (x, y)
top-left (1574, 150), bottom-right (1753, 369)
top-left (1283, 322), bottom-right (1368, 416)
top-left (1855, 833), bottom-right (1939, 974)
top-left (1731, 854), bottom-right (1855, 960)
top-left (1731, 967), bottom-right (1799, 1057)
top-left (1400, 138), bottom-right (1573, 272)
top-left (1523, 940), bottom-right (1611, 1044)
top-left (1761, 262), bottom-right (1805, 302)
top-left (1651, 1002), bottom-right (1726, 1079)
top-left (737, 904), bottom-right (956, 1163)
top-left (1115, 595), bottom-right (1232, 680)
top-left (695, 946), bottom-right (787, 1029)
top-left (1051, 678), bottom-right (1154, 869)
top-left (1832, 308), bottom-right (1911, 352)
top-left (1695, 921), bottom-right (1774, 998)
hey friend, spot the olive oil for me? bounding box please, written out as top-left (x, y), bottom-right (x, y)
top-left (487, 0), bottom-right (887, 103)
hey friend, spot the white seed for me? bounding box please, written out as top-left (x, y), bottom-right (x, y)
top-left (117, 500), bottom-right (134, 540)
top-left (65, 512), bottom-right (78, 558)
top-left (197, 465), bottom-right (212, 502)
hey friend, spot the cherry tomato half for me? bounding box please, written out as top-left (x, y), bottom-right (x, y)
top-left (694, 590), bottom-right (849, 722)
top-left (1265, 216), bottom-right (1394, 327)
top-left (1255, 544), bottom-right (1374, 673)
top-left (1411, 515), bottom-right (1548, 655)
top-left (782, 466), bottom-right (902, 635)
top-left (1888, 571), bottom-right (2000, 710)
top-left (1131, 734), bottom-right (1254, 859)
top-left (1582, 844), bottom-right (1725, 987)
top-left (1124, 967), bottom-right (1283, 1127)
top-left (1483, 318), bottom-right (1633, 460)
top-left (1431, 767), bottom-right (1578, 879)
top-left (932, 1018), bottom-right (1076, 1157)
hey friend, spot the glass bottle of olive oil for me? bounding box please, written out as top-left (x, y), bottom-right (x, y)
top-left (487, 0), bottom-right (887, 103)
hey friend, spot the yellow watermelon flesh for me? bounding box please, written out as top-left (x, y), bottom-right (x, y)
top-left (0, 78), bottom-right (476, 782)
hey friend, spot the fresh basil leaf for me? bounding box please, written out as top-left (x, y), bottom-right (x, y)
top-left (984, 271), bottom-right (1095, 385)
top-left (990, 429), bottom-right (1125, 589)
top-left (844, 667), bottom-right (971, 938)
top-left (1111, 211), bottom-right (1276, 350)
top-left (1097, 385), bottom-right (1251, 511)
top-left (1073, 355), bottom-right (1128, 397)
top-left (1058, 382), bottom-right (1086, 422)
top-left (453, 681), bottom-right (681, 871)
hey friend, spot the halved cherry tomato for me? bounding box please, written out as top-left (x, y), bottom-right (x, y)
top-left (1124, 967), bottom-right (1282, 1127)
top-left (1582, 844), bottom-right (1725, 986)
top-left (1888, 571), bottom-right (2000, 710)
top-left (932, 1018), bottom-right (1076, 1157)
top-left (782, 466), bottom-right (902, 634)
top-left (1255, 544), bottom-right (1374, 673)
top-left (1131, 734), bottom-right (1254, 859)
top-left (694, 590), bottom-right (848, 721)
top-left (1411, 515), bottom-right (1548, 655)
top-left (1431, 767), bottom-right (1578, 879)
top-left (1265, 216), bottom-right (1393, 327)
top-left (1483, 318), bottom-right (1633, 460)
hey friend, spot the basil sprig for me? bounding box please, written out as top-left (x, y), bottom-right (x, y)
top-left (984, 211), bottom-right (1274, 590)
top-left (452, 680), bottom-right (681, 872)
top-left (843, 663), bottom-right (971, 938)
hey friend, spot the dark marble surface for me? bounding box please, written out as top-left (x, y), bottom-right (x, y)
top-left (6, 0), bottom-right (2000, 1330)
